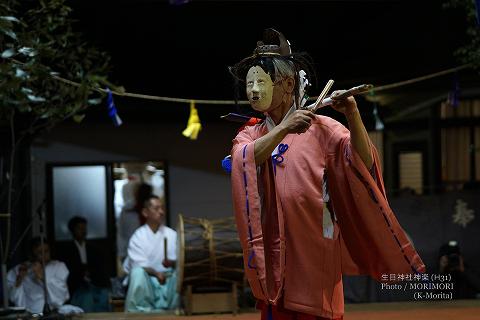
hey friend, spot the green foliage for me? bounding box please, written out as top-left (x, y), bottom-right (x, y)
top-left (0, 0), bottom-right (113, 134)
top-left (444, 0), bottom-right (480, 69)
top-left (0, 0), bottom-right (116, 269)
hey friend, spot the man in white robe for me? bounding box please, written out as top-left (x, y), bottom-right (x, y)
top-left (7, 239), bottom-right (70, 314)
top-left (123, 195), bottom-right (179, 312)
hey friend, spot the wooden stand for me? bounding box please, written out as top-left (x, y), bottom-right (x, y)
top-left (109, 297), bottom-right (125, 312)
top-left (183, 283), bottom-right (238, 315)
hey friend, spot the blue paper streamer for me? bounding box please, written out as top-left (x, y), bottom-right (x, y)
top-left (106, 88), bottom-right (123, 127)
top-left (222, 155), bottom-right (232, 174)
top-left (448, 74), bottom-right (460, 108)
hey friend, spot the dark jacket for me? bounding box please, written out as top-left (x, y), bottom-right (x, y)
top-left (62, 241), bottom-right (110, 295)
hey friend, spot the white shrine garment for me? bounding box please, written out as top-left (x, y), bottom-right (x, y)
top-left (123, 224), bottom-right (177, 275)
top-left (7, 260), bottom-right (70, 313)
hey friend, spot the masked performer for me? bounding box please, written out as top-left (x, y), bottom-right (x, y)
top-left (229, 28), bottom-right (425, 320)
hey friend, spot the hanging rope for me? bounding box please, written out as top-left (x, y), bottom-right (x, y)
top-left (47, 63), bottom-right (472, 106)
top-left (372, 64), bottom-right (471, 92)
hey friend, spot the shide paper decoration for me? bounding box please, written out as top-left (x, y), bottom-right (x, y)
top-left (106, 88), bottom-right (123, 127)
top-left (182, 100), bottom-right (202, 140)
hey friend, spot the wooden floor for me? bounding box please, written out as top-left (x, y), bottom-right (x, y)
top-left (78, 299), bottom-right (480, 320)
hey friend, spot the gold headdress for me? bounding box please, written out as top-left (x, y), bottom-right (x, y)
top-left (229, 28), bottom-right (295, 82)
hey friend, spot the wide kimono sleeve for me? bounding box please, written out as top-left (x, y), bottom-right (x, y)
top-left (325, 121), bottom-right (426, 281)
top-left (166, 228), bottom-right (178, 262)
top-left (47, 261), bottom-right (70, 308)
top-left (125, 230), bottom-right (149, 273)
top-left (230, 126), bottom-right (268, 301)
top-left (7, 264), bottom-right (26, 308)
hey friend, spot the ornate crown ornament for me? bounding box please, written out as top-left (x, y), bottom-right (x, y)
top-left (229, 28), bottom-right (294, 82)
top-left (253, 28), bottom-right (292, 56)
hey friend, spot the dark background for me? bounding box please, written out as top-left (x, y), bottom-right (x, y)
top-left (66, 0), bottom-right (469, 124)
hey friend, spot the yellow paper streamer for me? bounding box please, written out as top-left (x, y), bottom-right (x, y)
top-left (182, 100), bottom-right (202, 140)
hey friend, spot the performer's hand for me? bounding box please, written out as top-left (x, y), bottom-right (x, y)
top-left (32, 262), bottom-right (44, 281)
top-left (330, 90), bottom-right (358, 116)
top-left (15, 264), bottom-right (28, 287)
top-left (155, 272), bottom-right (166, 285)
top-left (162, 259), bottom-right (174, 268)
top-left (279, 110), bottom-right (315, 134)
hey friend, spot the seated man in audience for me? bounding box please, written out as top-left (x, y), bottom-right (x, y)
top-left (438, 241), bottom-right (480, 299)
top-left (62, 216), bottom-right (110, 312)
top-left (123, 195), bottom-right (179, 312)
top-left (7, 238), bottom-right (70, 314)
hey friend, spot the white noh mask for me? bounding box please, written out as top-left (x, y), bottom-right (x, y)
top-left (246, 66), bottom-right (275, 112)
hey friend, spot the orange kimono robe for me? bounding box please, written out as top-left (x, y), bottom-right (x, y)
top-left (231, 115), bottom-right (425, 319)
